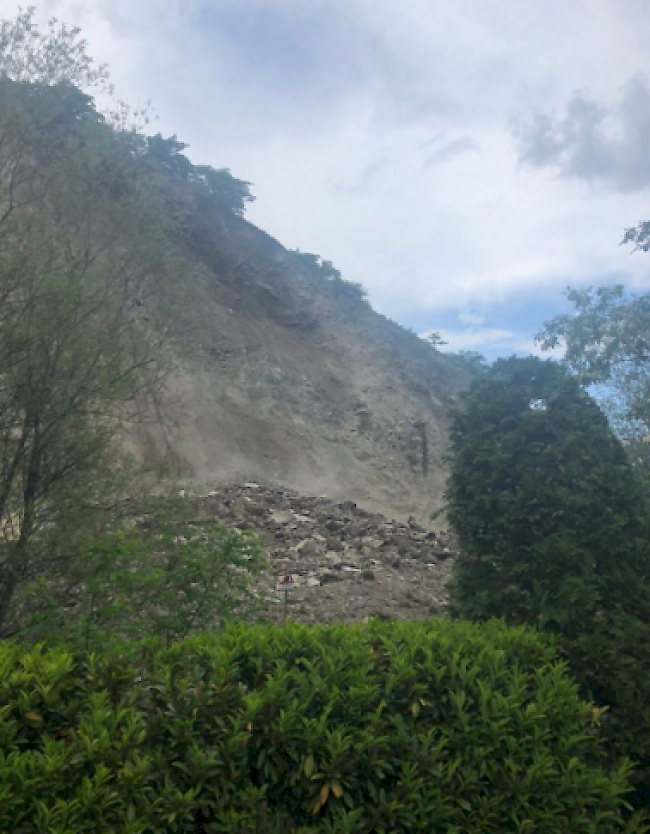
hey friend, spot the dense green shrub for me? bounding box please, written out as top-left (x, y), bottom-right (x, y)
top-left (445, 355), bottom-right (650, 793)
top-left (0, 619), bottom-right (645, 833)
top-left (446, 356), bottom-right (649, 627)
top-left (14, 499), bottom-right (269, 648)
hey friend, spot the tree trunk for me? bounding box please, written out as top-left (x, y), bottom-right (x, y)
top-left (0, 542), bottom-right (22, 633)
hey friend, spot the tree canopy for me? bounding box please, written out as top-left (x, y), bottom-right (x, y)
top-left (140, 133), bottom-right (255, 217)
top-left (0, 74), bottom-right (180, 633)
top-left (0, 6), bottom-right (111, 90)
top-left (445, 355), bottom-right (650, 787)
top-left (0, 7), bottom-right (262, 635)
top-left (446, 356), bottom-right (649, 629)
top-left (538, 285), bottom-right (650, 435)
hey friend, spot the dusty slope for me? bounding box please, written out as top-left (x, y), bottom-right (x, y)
top-left (132, 195), bottom-right (470, 524)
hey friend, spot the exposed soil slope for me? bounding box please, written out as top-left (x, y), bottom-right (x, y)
top-left (133, 196), bottom-right (470, 523)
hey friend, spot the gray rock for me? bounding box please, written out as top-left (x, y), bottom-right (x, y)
top-left (295, 539), bottom-right (319, 557)
top-left (321, 572), bottom-right (344, 583)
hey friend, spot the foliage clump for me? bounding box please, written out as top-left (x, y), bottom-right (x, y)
top-left (443, 348), bottom-right (488, 375)
top-left (0, 71), bottom-right (182, 633)
top-left (141, 132), bottom-right (255, 217)
top-left (445, 355), bottom-right (650, 790)
top-left (538, 284), bottom-right (650, 483)
top-left (0, 6), bottom-right (111, 91)
top-left (11, 498), bottom-right (269, 647)
top-left (0, 618), bottom-right (645, 833)
top-left (0, 6), bottom-right (256, 633)
top-left (290, 249), bottom-right (368, 304)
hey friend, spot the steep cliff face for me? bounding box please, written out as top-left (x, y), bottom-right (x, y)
top-left (132, 195), bottom-right (470, 523)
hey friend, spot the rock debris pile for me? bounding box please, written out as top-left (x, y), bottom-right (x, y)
top-left (193, 483), bottom-right (456, 625)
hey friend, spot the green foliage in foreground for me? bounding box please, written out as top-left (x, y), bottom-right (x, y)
top-left (12, 499), bottom-right (270, 647)
top-left (446, 356), bottom-right (649, 629)
top-left (445, 356), bottom-right (650, 787)
top-left (0, 619), bottom-right (646, 833)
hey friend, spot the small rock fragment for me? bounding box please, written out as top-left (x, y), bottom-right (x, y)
top-left (321, 572), bottom-right (344, 583)
top-left (295, 539), bottom-right (319, 557)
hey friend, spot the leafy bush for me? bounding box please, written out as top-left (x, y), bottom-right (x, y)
top-left (13, 499), bottom-right (270, 648)
top-left (445, 355), bottom-right (650, 794)
top-left (0, 618), bottom-right (645, 833)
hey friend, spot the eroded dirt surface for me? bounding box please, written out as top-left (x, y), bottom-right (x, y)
top-left (190, 483), bottom-right (455, 625)
top-left (129, 200), bottom-right (470, 525)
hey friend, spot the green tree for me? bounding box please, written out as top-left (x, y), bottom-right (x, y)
top-left (538, 284), bottom-right (650, 439)
top-left (0, 9), bottom-right (254, 215)
top-left (423, 331), bottom-right (448, 348)
top-left (193, 163), bottom-right (255, 217)
top-left (19, 499), bottom-right (270, 648)
top-left (144, 132), bottom-right (195, 180)
top-left (0, 75), bottom-right (177, 634)
top-left (444, 348), bottom-right (488, 375)
top-left (0, 7), bottom-right (154, 132)
top-left (0, 7), bottom-right (263, 635)
top-left (0, 6), bottom-right (111, 90)
top-left (140, 134), bottom-right (256, 216)
top-left (445, 355), bottom-right (650, 788)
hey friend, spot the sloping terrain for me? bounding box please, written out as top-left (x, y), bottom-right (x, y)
top-left (132, 195), bottom-right (470, 524)
top-left (183, 482), bottom-right (455, 625)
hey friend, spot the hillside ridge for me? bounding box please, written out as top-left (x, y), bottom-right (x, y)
top-left (131, 195), bottom-right (470, 523)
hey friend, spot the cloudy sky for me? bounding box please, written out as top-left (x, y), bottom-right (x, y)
top-left (4, 0), bottom-right (650, 359)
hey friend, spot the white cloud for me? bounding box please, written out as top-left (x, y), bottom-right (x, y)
top-left (421, 327), bottom-right (564, 360)
top-left (3, 0), bottom-right (650, 345)
top-left (515, 75), bottom-right (650, 192)
top-left (422, 137), bottom-right (479, 168)
top-left (458, 312), bottom-right (486, 326)
top-left (426, 327), bottom-right (525, 353)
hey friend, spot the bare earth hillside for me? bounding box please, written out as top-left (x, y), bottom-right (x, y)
top-left (132, 197), bottom-right (470, 524)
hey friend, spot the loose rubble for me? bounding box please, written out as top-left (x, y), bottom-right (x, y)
top-left (190, 483), bottom-right (456, 625)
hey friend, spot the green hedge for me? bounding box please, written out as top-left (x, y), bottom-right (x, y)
top-left (0, 619), bottom-right (645, 833)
